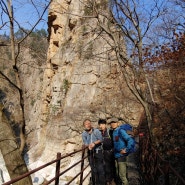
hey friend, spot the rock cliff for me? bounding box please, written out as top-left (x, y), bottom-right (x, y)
top-left (25, 0), bottom-right (142, 182)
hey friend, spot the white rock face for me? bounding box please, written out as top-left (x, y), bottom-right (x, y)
top-left (0, 152), bottom-right (10, 183)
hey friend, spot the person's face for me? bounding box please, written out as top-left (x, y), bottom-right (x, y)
top-left (99, 123), bottom-right (106, 131)
top-left (110, 122), bottom-right (118, 129)
top-left (84, 120), bottom-right (92, 131)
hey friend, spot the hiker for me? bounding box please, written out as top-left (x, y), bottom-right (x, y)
top-left (82, 119), bottom-right (106, 185)
top-left (98, 119), bottom-right (116, 185)
top-left (108, 118), bottom-right (135, 185)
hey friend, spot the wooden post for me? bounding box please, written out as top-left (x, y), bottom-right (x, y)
top-left (55, 152), bottom-right (61, 185)
top-left (79, 146), bottom-right (86, 185)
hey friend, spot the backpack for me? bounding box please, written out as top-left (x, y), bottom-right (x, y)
top-left (118, 123), bottom-right (136, 154)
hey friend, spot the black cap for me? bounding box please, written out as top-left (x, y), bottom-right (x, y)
top-left (98, 119), bottom-right (106, 125)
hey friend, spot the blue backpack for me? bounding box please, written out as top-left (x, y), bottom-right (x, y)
top-left (118, 123), bottom-right (136, 154)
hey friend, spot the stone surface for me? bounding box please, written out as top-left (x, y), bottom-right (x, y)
top-left (0, 152), bottom-right (10, 184)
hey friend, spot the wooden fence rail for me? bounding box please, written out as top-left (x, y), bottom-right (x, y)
top-left (2, 129), bottom-right (185, 185)
top-left (2, 147), bottom-right (90, 185)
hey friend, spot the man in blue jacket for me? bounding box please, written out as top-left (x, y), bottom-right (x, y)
top-left (109, 118), bottom-right (134, 185)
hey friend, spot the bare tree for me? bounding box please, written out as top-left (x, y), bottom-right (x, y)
top-left (0, 104), bottom-right (32, 185)
top-left (0, 0), bottom-right (50, 183)
top-left (78, 0), bottom-right (185, 136)
top-left (83, 0), bottom-right (162, 132)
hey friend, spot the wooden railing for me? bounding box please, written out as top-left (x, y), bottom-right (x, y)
top-left (2, 147), bottom-right (90, 185)
top-left (3, 129), bottom-right (185, 185)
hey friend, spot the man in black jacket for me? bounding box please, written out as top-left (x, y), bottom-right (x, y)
top-left (98, 119), bottom-right (116, 185)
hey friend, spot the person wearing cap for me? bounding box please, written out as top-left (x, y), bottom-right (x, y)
top-left (109, 118), bottom-right (134, 185)
top-left (82, 119), bottom-right (106, 185)
top-left (98, 119), bottom-right (116, 185)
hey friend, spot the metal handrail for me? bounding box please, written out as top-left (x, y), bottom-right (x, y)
top-left (4, 130), bottom-right (184, 185)
top-left (2, 146), bottom-right (90, 185)
top-left (44, 156), bottom-right (89, 185)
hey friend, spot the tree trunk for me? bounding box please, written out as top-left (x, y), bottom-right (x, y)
top-left (0, 105), bottom-right (32, 185)
top-left (7, 0), bottom-right (26, 154)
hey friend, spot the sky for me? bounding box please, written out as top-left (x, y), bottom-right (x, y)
top-left (1, 0), bottom-right (184, 38)
top-left (0, 0), bottom-right (50, 35)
